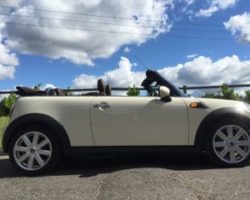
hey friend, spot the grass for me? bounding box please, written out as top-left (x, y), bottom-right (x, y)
top-left (0, 116), bottom-right (9, 150)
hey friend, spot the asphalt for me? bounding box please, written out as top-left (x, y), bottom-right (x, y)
top-left (0, 153), bottom-right (250, 200)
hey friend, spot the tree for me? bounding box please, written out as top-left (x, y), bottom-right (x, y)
top-left (221, 84), bottom-right (238, 100)
top-left (127, 85), bottom-right (140, 96)
top-left (203, 85), bottom-right (243, 101)
top-left (203, 93), bottom-right (218, 98)
top-left (65, 86), bottom-right (72, 96)
top-left (0, 93), bottom-right (17, 116)
top-left (245, 90), bottom-right (250, 103)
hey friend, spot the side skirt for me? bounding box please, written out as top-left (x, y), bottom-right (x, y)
top-left (69, 146), bottom-right (200, 156)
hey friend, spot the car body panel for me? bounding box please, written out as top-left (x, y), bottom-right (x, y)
top-left (11, 96), bottom-right (94, 146)
top-left (91, 96), bottom-right (189, 146)
top-left (200, 98), bottom-right (247, 110)
top-left (6, 69), bottom-right (250, 173)
top-left (184, 97), bottom-right (249, 145)
top-left (183, 98), bottom-right (212, 145)
top-left (9, 96), bottom-right (250, 148)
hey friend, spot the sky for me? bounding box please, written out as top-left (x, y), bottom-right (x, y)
top-left (0, 0), bottom-right (250, 96)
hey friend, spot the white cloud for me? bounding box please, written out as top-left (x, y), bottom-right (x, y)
top-left (0, 38), bottom-right (19, 80)
top-left (0, 92), bottom-right (10, 101)
top-left (0, 0), bottom-right (240, 73)
top-left (2, 0), bottom-right (172, 66)
top-left (73, 55), bottom-right (250, 97)
top-left (42, 83), bottom-right (57, 90)
top-left (73, 57), bottom-right (144, 89)
top-left (196, 0), bottom-right (237, 17)
top-left (183, 0), bottom-right (196, 6)
top-left (186, 53), bottom-right (198, 59)
top-left (0, 0), bottom-right (239, 68)
top-left (224, 12), bottom-right (250, 43)
top-left (160, 55), bottom-right (250, 86)
top-left (123, 47), bottom-right (131, 53)
top-left (0, 0), bottom-right (19, 6)
top-left (73, 74), bottom-right (100, 89)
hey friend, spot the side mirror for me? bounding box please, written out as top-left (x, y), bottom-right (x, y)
top-left (159, 86), bottom-right (171, 101)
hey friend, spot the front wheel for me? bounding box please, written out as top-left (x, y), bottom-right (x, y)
top-left (205, 120), bottom-right (250, 167)
top-left (9, 126), bottom-right (61, 175)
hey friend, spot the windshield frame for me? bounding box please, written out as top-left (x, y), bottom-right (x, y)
top-left (141, 70), bottom-right (187, 97)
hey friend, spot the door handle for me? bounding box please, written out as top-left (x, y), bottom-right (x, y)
top-left (94, 102), bottom-right (111, 110)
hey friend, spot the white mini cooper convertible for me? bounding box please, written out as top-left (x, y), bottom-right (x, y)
top-left (2, 70), bottom-right (250, 175)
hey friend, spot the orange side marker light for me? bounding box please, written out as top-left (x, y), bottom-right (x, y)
top-left (190, 102), bottom-right (199, 108)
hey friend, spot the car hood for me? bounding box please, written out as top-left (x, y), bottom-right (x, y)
top-left (197, 98), bottom-right (248, 111)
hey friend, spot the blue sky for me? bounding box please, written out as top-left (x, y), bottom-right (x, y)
top-left (0, 0), bottom-right (250, 92)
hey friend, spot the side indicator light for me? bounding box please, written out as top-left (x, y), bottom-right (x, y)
top-left (190, 102), bottom-right (199, 108)
top-left (190, 102), bottom-right (209, 109)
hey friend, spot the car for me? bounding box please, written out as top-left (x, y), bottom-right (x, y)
top-left (2, 69), bottom-right (250, 175)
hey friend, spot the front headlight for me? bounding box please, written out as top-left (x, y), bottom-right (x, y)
top-left (236, 102), bottom-right (250, 113)
top-left (244, 103), bottom-right (250, 110)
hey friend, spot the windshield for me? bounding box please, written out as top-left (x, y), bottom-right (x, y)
top-left (141, 70), bottom-right (187, 97)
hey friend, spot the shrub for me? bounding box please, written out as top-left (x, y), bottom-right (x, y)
top-left (0, 93), bottom-right (17, 116)
top-left (127, 85), bottom-right (140, 96)
top-left (245, 90), bottom-right (250, 103)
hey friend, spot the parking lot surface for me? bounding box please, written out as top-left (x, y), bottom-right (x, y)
top-left (0, 152), bottom-right (250, 200)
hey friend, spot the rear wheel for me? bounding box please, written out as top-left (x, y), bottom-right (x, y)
top-left (205, 120), bottom-right (250, 167)
top-left (9, 126), bottom-right (61, 175)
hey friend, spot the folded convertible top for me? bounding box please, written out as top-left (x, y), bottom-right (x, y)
top-left (16, 86), bottom-right (65, 96)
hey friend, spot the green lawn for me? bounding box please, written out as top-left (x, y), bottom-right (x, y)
top-left (0, 117), bottom-right (9, 150)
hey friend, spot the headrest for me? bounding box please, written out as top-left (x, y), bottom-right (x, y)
top-left (105, 84), bottom-right (112, 96)
top-left (97, 79), bottom-right (105, 95)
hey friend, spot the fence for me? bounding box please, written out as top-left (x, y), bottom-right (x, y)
top-left (1, 83), bottom-right (250, 95)
top-left (179, 84), bottom-right (250, 94)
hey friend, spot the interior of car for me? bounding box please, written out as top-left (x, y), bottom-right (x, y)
top-left (15, 70), bottom-right (185, 97)
top-left (16, 78), bottom-right (112, 97)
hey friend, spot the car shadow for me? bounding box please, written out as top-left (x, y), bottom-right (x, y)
top-left (0, 151), bottom-right (240, 178)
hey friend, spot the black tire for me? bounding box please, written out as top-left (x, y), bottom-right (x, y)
top-left (205, 119), bottom-right (250, 167)
top-left (8, 125), bottom-right (61, 175)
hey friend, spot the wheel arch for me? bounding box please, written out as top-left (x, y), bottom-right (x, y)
top-left (194, 107), bottom-right (250, 150)
top-left (2, 113), bottom-right (71, 155)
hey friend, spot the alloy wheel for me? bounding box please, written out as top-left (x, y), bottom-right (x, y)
top-left (13, 131), bottom-right (52, 171)
top-left (212, 125), bottom-right (250, 164)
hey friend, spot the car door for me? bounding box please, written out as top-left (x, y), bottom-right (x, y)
top-left (90, 96), bottom-right (189, 146)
